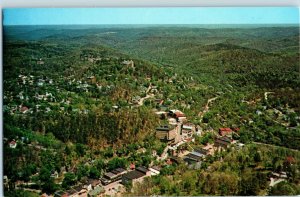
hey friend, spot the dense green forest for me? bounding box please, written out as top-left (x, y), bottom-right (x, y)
top-left (3, 25), bottom-right (300, 196)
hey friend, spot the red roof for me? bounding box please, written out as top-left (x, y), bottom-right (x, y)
top-left (219, 128), bottom-right (233, 136)
top-left (286, 156), bottom-right (296, 164)
top-left (9, 140), bottom-right (16, 145)
top-left (219, 128), bottom-right (232, 131)
top-left (174, 112), bottom-right (185, 118)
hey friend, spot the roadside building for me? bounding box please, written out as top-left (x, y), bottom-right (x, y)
top-left (149, 166), bottom-right (161, 176)
top-left (100, 168), bottom-right (126, 185)
top-left (214, 136), bottom-right (232, 149)
top-left (122, 166), bottom-right (151, 186)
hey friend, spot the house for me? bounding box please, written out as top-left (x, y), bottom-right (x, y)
top-left (37, 79), bottom-right (45, 86)
top-left (20, 106), bottom-right (29, 113)
top-left (100, 168), bottom-right (126, 185)
top-left (194, 148), bottom-right (209, 156)
top-left (3, 175), bottom-right (8, 184)
top-left (87, 76), bottom-right (96, 84)
top-left (149, 166), bottom-right (161, 176)
top-left (236, 143), bottom-right (245, 149)
top-left (37, 59), bottom-right (45, 65)
top-left (122, 170), bottom-right (145, 186)
top-left (101, 172), bottom-right (118, 185)
top-left (122, 166), bottom-right (150, 186)
top-left (50, 170), bottom-right (59, 179)
top-left (174, 111), bottom-right (185, 118)
top-left (83, 179), bottom-right (97, 191)
top-left (67, 185), bottom-right (88, 197)
top-left (256, 110), bottom-right (263, 115)
top-left (9, 140), bottom-right (17, 148)
top-left (271, 171), bottom-right (288, 179)
top-left (214, 136), bottom-right (232, 148)
top-left (195, 125), bottom-right (202, 136)
top-left (111, 168), bottom-right (127, 176)
top-left (184, 151), bottom-right (203, 163)
top-left (202, 143), bottom-right (215, 155)
top-left (169, 110), bottom-right (186, 122)
top-left (136, 167), bottom-right (151, 176)
top-left (219, 128), bottom-right (233, 137)
top-left (156, 125), bottom-right (176, 142)
top-left (181, 124), bottom-right (195, 139)
top-left (122, 60), bottom-right (135, 68)
top-left (168, 118), bottom-right (177, 125)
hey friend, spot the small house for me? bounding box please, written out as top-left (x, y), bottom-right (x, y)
top-left (149, 166), bottom-right (161, 176)
top-left (181, 124), bottom-right (195, 139)
top-left (37, 60), bottom-right (45, 65)
top-left (214, 136), bottom-right (232, 148)
top-left (122, 166), bottom-right (150, 186)
top-left (219, 128), bottom-right (233, 137)
top-left (20, 106), bottom-right (29, 113)
top-left (9, 140), bottom-right (17, 148)
top-left (156, 125), bottom-right (177, 142)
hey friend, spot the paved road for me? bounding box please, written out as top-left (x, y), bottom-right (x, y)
top-left (137, 93), bottom-right (155, 106)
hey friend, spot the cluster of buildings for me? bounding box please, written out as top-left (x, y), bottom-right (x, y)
top-left (17, 74), bottom-right (53, 86)
top-left (121, 60), bottom-right (135, 69)
top-left (154, 107), bottom-right (243, 168)
top-left (50, 165), bottom-right (161, 197)
top-left (155, 109), bottom-right (197, 144)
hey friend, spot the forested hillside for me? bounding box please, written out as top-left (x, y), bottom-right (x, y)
top-left (3, 25), bottom-right (300, 196)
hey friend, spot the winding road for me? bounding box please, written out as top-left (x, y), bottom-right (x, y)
top-left (198, 96), bottom-right (219, 122)
top-left (264, 91), bottom-right (274, 101)
top-left (136, 84), bottom-right (155, 106)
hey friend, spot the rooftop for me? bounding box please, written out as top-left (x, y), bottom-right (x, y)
top-left (123, 170), bottom-right (145, 180)
top-left (104, 172), bottom-right (118, 179)
top-left (136, 166), bottom-right (149, 174)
